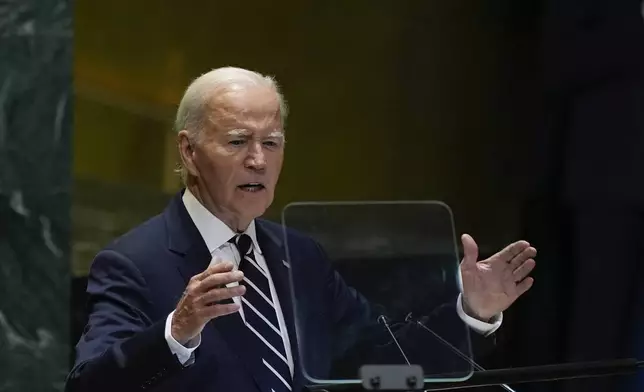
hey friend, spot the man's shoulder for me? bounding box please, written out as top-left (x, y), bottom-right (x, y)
top-left (100, 213), bottom-right (170, 267)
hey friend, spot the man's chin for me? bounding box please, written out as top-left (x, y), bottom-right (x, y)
top-left (234, 197), bottom-right (272, 218)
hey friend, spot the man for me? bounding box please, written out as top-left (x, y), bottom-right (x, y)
top-left (65, 67), bottom-right (537, 392)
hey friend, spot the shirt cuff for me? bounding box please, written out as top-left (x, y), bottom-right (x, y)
top-left (164, 311), bottom-right (201, 366)
top-left (456, 294), bottom-right (503, 336)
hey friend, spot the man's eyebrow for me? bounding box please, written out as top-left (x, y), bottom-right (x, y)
top-left (225, 129), bottom-right (284, 138)
top-left (226, 129), bottom-right (251, 136)
top-left (268, 131), bottom-right (285, 138)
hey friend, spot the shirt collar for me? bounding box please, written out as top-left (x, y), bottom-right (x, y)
top-left (182, 188), bottom-right (262, 255)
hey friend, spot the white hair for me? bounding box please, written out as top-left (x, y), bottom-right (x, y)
top-left (174, 66), bottom-right (288, 183)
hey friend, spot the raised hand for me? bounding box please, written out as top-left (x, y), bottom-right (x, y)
top-left (459, 234), bottom-right (536, 321)
top-left (171, 262), bottom-right (246, 345)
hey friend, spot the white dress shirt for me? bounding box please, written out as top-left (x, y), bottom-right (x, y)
top-left (164, 189), bottom-right (502, 367)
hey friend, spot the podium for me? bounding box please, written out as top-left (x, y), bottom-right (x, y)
top-left (279, 202), bottom-right (643, 391)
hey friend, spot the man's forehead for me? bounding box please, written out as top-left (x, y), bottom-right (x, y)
top-left (205, 109), bottom-right (283, 137)
top-left (202, 84), bottom-right (283, 133)
top-left (208, 110), bottom-right (282, 129)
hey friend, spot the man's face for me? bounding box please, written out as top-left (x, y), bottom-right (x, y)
top-left (185, 85), bottom-right (285, 227)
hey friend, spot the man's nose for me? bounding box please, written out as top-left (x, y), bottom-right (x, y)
top-left (245, 143), bottom-right (266, 170)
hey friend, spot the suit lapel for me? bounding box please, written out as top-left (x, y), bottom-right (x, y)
top-left (256, 221), bottom-right (305, 390)
top-left (166, 192), bottom-right (274, 392)
top-left (167, 191), bottom-right (212, 285)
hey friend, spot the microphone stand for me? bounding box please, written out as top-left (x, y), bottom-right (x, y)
top-left (404, 314), bottom-right (517, 392)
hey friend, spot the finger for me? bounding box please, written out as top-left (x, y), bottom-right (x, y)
top-left (496, 240), bottom-right (530, 263)
top-left (199, 270), bottom-right (244, 292)
top-left (198, 302), bottom-right (241, 320)
top-left (513, 259), bottom-right (536, 282)
top-left (509, 246), bottom-right (537, 270)
top-left (460, 234), bottom-right (479, 267)
top-left (516, 277), bottom-right (534, 296)
top-left (198, 285), bottom-right (246, 305)
top-left (194, 260), bottom-right (235, 282)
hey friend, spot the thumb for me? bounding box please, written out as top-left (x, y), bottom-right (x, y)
top-left (461, 234), bottom-right (479, 267)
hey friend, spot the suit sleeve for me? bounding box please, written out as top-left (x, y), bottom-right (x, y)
top-left (65, 250), bottom-right (184, 392)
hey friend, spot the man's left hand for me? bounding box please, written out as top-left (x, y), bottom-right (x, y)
top-left (459, 234), bottom-right (536, 321)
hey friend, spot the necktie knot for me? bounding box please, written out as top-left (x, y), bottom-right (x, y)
top-left (230, 233), bottom-right (253, 256)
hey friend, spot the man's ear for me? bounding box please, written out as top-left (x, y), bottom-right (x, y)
top-left (178, 130), bottom-right (199, 177)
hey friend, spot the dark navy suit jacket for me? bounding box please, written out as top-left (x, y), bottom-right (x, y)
top-left (66, 192), bottom-right (485, 392)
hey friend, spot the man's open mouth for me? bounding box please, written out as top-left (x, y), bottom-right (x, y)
top-left (237, 183), bottom-right (266, 192)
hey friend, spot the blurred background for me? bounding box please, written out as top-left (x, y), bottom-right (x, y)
top-left (1, 0), bottom-right (643, 391)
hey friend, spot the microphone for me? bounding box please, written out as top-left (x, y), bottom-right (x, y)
top-left (378, 315), bottom-right (411, 365)
top-left (404, 313), bottom-right (517, 392)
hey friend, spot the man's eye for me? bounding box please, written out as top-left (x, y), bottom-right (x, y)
top-left (263, 140), bottom-right (278, 147)
top-left (229, 140), bottom-right (245, 146)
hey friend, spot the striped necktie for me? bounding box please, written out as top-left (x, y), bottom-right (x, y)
top-left (230, 234), bottom-right (292, 392)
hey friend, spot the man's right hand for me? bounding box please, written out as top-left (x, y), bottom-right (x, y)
top-left (171, 262), bottom-right (245, 345)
